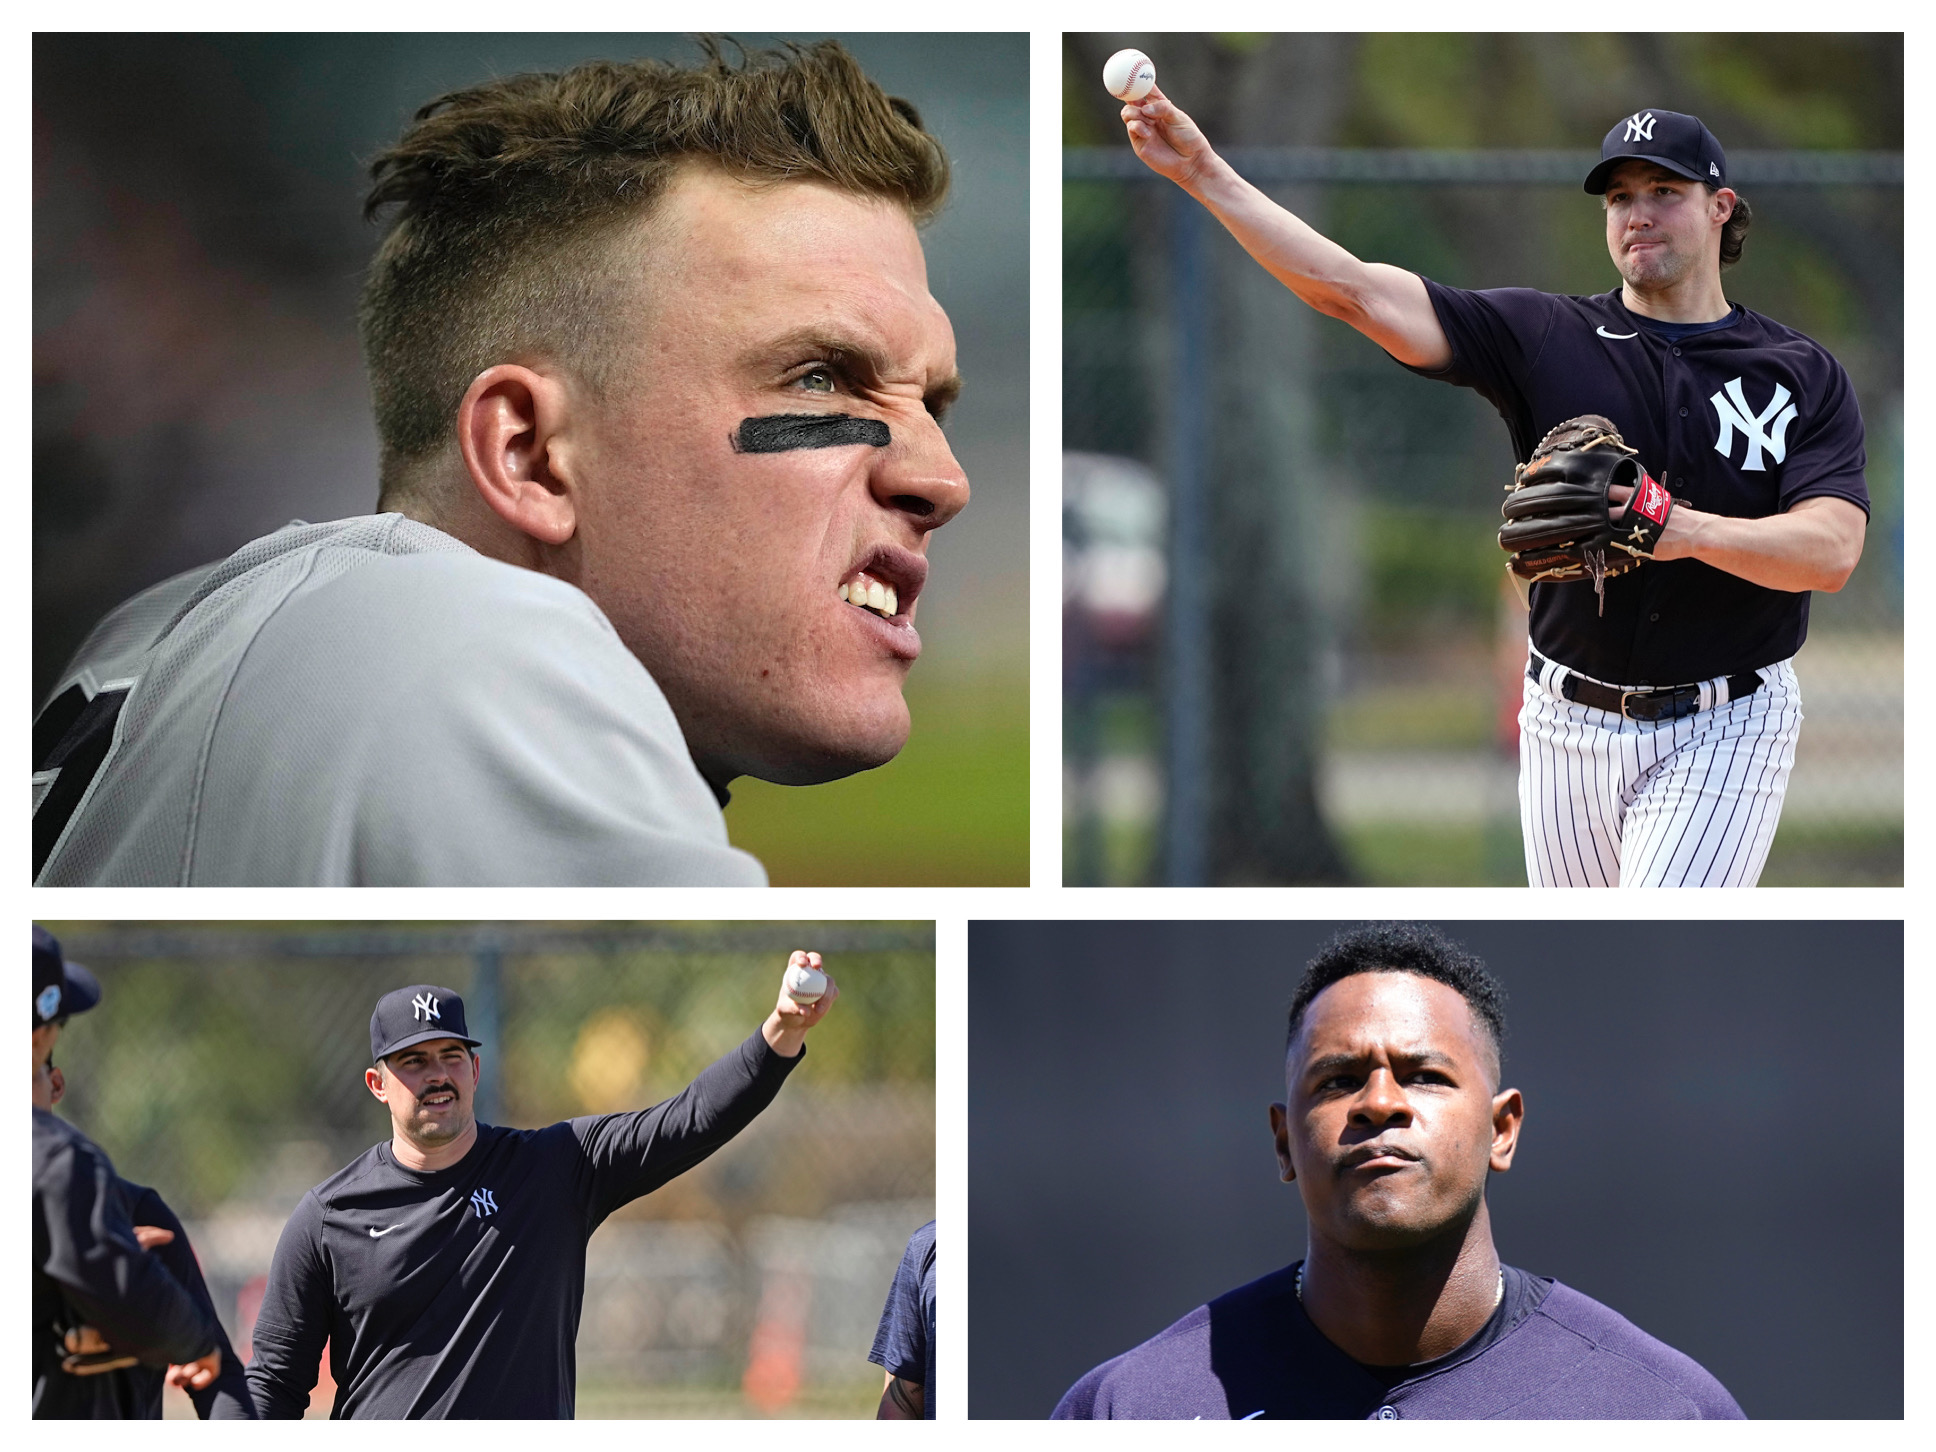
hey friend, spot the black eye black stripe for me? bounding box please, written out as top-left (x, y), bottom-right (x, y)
top-left (731, 414), bottom-right (891, 453)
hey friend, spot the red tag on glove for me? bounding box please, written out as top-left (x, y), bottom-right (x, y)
top-left (1633, 470), bottom-right (1672, 525)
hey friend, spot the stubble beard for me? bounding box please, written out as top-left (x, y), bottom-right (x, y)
top-left (1618, 236), bottom-right (1691, 292)
top-left (407, 1088), bottom-right (471, 1145)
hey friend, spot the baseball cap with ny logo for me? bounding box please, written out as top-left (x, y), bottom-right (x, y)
top-left (370, 983), bottom-right (482, 1064)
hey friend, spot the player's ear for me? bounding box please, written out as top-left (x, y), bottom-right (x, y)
top-left (1711, 187), bottom-right (1737, 225)
top-left (456, 363), bottom-right (580, 548)
top-left (1269, 1102), bottom-right (1296, 1183)
top-left (365, 1064), bottom-right (388, 1103)
top-left (1489, 1087), bottom-right (1524, 1172)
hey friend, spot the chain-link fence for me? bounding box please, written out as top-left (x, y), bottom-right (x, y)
top-left (1064, 150), bottom-right (1902, 886)
top-left (42, 922), bottom-right (933, 1418)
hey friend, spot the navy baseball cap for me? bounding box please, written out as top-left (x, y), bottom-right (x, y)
top-left (370, 984), bottom-right (481, 1063)
top-left (1585, 108), bottom-right (1727, 194)
top-left (34, 925), bottom-right (101, 1025)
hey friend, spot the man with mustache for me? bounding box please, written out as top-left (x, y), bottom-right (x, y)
top-left (1054, 923), bottom-right (1743, 1418)
top-left (1120, 88), bottom-right (1869, 887)
top-left (245, 955), bottom-right (835, 1418)
top-left (34, 40), bottom-right (969, 886)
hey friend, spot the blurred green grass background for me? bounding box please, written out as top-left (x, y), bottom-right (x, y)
top-left (727, 666), bottom-right (1028, 885)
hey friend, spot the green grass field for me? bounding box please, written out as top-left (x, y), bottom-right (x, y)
top-left (576, 1381), bottom-right (879, 1419)
top-left (1338, 818), bottom-right (1903, 887)
top-left (726, 667), bottom-right (1028, 885)
top-left (1068, 815), bottom-right (1902, 887)
top-left (167, 1382), bottom-right (881, 1420)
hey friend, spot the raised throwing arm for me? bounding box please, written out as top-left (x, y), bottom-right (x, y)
top-left (1122, 85), bottom-right (1452, 369)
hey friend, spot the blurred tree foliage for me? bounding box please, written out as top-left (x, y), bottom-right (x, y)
top-left (41, 923), bottom-right (933, 1218)
top-left (1069, 34), bottom-right (1901, 151)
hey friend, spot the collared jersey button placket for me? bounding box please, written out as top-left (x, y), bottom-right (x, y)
top-left (1376, 1405), bottom-right (1400, 1420)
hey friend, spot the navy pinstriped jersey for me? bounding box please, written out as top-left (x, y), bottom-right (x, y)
top-left (1409, 284), bottom-right (1868, 686)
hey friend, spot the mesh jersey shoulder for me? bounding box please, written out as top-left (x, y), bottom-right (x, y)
top-left (1516, 1280), bottom-right (1746, 1418)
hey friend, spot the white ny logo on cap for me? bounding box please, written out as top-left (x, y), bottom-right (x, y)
top-left (1624, 112), bottom-right (1657, 142)
top-left (412, 992), bottom-right (440, 1022)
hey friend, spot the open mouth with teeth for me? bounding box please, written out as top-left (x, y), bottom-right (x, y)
top-left (839, 569), bottom-right (901, 619)
top-left (421, 1088), bottom-right (458, 1109)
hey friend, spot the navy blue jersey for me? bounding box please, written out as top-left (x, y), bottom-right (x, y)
top-left (33, 1109), bottom-right (225, 1419)
top-left (869, 1220), bottom-right (936, 1418)
top-left (1410, 283), bottom-right (1868, 685)
top-left (1054, 1262), bottom-right (1744, 1420)
top-left (104, 1183), bottom-right (256, 1420)
top-left (245, 1032), bottom-right (798, 1419)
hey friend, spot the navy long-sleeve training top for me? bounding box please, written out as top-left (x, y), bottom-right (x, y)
top-left (33, 1109), bottom-right (224, 1418)
top-left (1054, 1262), bottom-right (1745, 1420)
top-left (245, 1031), bottom-right (799, 1419)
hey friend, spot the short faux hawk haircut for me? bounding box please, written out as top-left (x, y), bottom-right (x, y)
top-left (1285, 923), bottom-right (1508, 1071)
top-left (358, 37), bottom-right (951, 503)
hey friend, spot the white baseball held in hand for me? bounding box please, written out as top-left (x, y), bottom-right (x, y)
top-left (784, 953), bottom-right (827, 1005)
top-left (1103, 49), bottom-right (1156, 102)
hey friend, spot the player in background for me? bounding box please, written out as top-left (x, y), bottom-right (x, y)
top-left (36, 1061), bottom-right (256, 1418)
top-left (35, 41), bottom-right (968, 887)
top-left (1055, 924), bottom-right (1744, 1419)
top-left (32, 927), bottom-right (237, 1418)
top-left (246, 956), bottom-right (836, 1418)
top-left (1120, 83), bottom-right (1867, 887)
top-left (871, 1219), bottom-right (935, 1418)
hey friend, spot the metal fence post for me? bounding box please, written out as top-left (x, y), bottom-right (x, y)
top-left (1163, 188), bottom-right (1210, 886)
top-left (471, 929), bottom-right (504, 1126)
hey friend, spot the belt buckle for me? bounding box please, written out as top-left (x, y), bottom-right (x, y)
top-left (1622, 685), bottom-right (1695, 722)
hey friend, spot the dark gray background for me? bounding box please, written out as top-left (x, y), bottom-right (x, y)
top-left (35, 33), bottom-right (1026, 701)
top-left (969, 920), bottom-right (1903, 1418)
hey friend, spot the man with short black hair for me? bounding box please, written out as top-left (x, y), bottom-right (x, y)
top-left (246, 954), bottom-right (835, 1418)
top-left (32, 926), bottom-right (235, 1418)
top-left (1054, 923), bottom-right (1744, 1419)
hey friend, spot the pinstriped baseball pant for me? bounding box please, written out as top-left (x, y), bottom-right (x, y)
top-left (1517, 656), bottom-right (1801, 888)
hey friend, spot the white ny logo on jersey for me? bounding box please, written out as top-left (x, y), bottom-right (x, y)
top-left (1709, 378), bottom-right (1799, 472)
top-left (471, 1188), bottom-right (498, 1217)
top-left (412, 992), bottom-right (440, 1022)
top-left (1623, 112), bottom-right (1656, 142)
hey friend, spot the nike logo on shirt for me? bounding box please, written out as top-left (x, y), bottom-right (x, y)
top-left (1597, 326), bottom-right (1639, 340)
top-left (368, 1225), bottom-right (403, 1237)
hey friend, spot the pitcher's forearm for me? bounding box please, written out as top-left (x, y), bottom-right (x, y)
top-left (1178, 154), bottom-right (1449, 367)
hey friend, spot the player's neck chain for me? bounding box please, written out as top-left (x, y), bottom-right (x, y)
top-left (1295, 1262), bottom-right (1504, 1311)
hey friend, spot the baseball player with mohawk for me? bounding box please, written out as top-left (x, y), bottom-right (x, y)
top-left (245, 953), bottom-right (835, 1418)
top-left (1122, 90), bottom-right (1869, 887)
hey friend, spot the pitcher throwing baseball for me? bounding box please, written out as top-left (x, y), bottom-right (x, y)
top-left (245, 956), bottom-right (835, 1417)
top-left (1120, 82), bottom-right (1869, 887)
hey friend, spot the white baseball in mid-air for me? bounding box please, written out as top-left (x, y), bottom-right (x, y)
top-left (1103, 49), bottom-right (1156, 103)
top-left (784, 956), bottom-right (827, 1005)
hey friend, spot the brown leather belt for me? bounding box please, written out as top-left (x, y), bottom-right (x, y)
top-left (1528, 653), bottom-right (1762, 723)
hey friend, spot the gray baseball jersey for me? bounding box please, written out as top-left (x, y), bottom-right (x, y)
top-left (34, 515), bottom-right (766, 886)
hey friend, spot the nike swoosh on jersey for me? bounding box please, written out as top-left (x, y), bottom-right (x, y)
top-left (1597, 326), bottom-right (1639, 339)
top-left (368, 1225), bottom-right (403, 1237)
